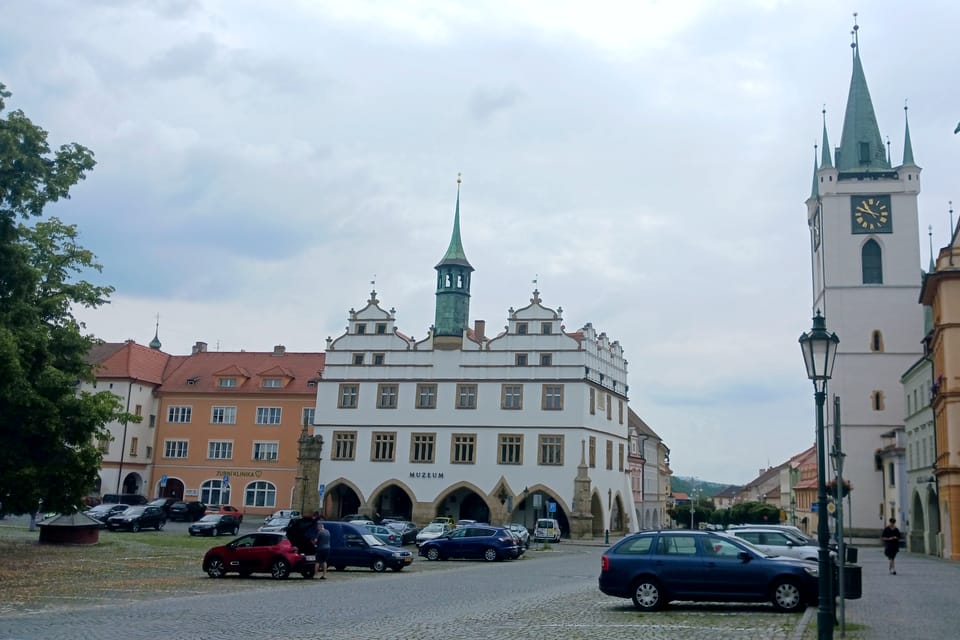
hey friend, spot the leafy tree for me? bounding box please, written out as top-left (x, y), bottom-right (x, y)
top-left (0, 82), bottom-right (129, 515)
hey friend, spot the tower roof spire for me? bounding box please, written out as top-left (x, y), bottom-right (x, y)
top-left (810, 144), bottom-right (820, 199)
top-left (837, 15), bottom-right (890, 173)
top-left (149, 313), bottom-right (162, 350)
top-left (903, 101), bottom-right (916, 166)
top-left (820, 107), bottom-right (833, 169)
top-left (436, 173), bottom-right (472, 269)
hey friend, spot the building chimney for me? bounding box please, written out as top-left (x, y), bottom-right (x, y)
top-left (474, 320), bottom-right (486, 341)
top-left (192, 341), bottom-right (208, 354)
top-left (273, 345), bottom-right (286, 355)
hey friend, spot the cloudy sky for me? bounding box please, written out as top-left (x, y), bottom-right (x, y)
top-left (2, 0), bottom-right (958, 485)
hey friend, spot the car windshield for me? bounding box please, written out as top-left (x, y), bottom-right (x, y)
top-left (718, 534), bottom-right (773, 558)
top-left (423, 524), bottom-right (445, 533)
top-left (124, 507), bottom-right (145, 515)
top-left (197, 515), bottom-right (219, 522)
top-left (265, 518), bottom-right (289, 527)
top-left (362, 533), bottom-right (384, 546)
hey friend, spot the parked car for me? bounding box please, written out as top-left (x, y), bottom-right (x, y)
top-left (364, 524), bottom-right (402, 546)
top-left (339, 513), bottom-right (366, 522)
top-left (415, 522), bottom-right (452, 546)
top-left (262, 509), bottom-right (300, 525)
top-left (100, 494), bottom-right (148, 506)
top-left (385, 521), bottom-right (420, 545)
top-left (320, 521), bottom-right (414, 572)
top-left (419, 525), bottom-right (518, 562)
top-left (534, 518), bottom-right (562, 543)
top-left (726, 527), bottom-right (827, 562)
top-left (205, 505), bottom-right (243, 523)
top-left (501, 527), bottom-right (525, 558)
top-left (727, 524), bottom-right (815, 544)
top-left (85, 504), bottom-right (129, 526)
top-left (598, 530), bottom-right (819, 613)
top-left (189, 514), bottom-right (241, 537)
top-left (146, 497), bottom-right (178, 516)
top-left (258, 516), bottom-right (294, 533)
top-left (507, 523), bottom-right (531, 549)
top-left (203, 532), bottom-right (315, 579)
top-left (106, 505), bottom-right (167, 532)
top-left (169, 501), bottom-right (206, 522)
top-left (430, 516), bottom-right (456, 529)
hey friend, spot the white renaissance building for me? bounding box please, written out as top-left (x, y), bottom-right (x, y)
top-left (313, 181), bottom-right (637, 538)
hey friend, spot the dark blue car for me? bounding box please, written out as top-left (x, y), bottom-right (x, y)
top-left (598, 530), bottom-right (819, 613)
top-left (418, 525), bottom-right (518, 562)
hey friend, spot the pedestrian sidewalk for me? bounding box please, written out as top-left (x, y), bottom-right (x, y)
top-left (839, 548), bottom-right (960, 639)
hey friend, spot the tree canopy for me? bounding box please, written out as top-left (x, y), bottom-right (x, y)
top-left (0, 82), bottom-right (128, 515)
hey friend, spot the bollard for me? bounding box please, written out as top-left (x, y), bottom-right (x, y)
top-left (604, 528), bottom-right (609, 544)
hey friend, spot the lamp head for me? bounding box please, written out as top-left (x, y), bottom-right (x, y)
top-left (799, 311), bottom-right (840, 384)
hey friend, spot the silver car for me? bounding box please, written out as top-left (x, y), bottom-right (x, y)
top-left (257, 516), bottom-right (293, 533)
top-left (726, 527), bottom-right (821, 562)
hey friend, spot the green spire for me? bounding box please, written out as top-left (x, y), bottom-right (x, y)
top-left (903, 104), bottom-right (916, 166)
top-left (837, 27), bottom-right (890, 172)
top-left (820, 110), bottom-right (833, 169)
top-left (436, 174), bottom-right (472, 269)
top-left (810, 147), bottom-right (819, 199)
top-left (928, 225), bottom-right (936, 273)
top-left (149, 314), bottom-right (162, 350)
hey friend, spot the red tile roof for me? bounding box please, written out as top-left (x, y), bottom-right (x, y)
top-left (159, 351), bottom-right (325, 393)
top-left (87, 340), bottom-right (170, 385)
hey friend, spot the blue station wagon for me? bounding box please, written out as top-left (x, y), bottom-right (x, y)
top-left (599, 530), bottom-right (819, 613)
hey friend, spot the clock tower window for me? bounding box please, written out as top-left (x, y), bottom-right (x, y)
top-left (861, 240), bottom-right (883, 284)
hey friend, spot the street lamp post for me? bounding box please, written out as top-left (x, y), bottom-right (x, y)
top-left (799, 311), bottom-right (840, 640)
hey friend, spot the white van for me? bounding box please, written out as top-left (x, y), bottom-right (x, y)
top-left (534, 518), bottom-right (561, 543)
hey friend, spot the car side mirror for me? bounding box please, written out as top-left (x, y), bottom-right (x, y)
top-left (738, 551), bottom-right (752, 563)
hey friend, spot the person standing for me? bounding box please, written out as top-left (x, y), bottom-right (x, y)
top-left (881, 517), bottom-right (902, 575)
top-left (316, 517), bottom-right (331, 579)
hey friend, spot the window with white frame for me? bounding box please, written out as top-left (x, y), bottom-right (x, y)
top-left (164, 439), bottom-right (189, 458)
top-left (211, 406), bottom-right (237, 424)
top-left (200, 479), bottom-right (229, 505)
top-left (262, 378), bottom-right (282, 388)
top-left (218, 377), bottom-right (237, 388)
top-left (253, 441), bottom-right (279, 461)
top-left (301, 407), bottom-right (315, 427)
top-left (255, 407), bottom-right (282, 425)
top-left (167, 406), bottom-right (192, 423)
top-left (245, 480), bottom-right (277, 508)
top-left (208, 440), bottom-right (233, 460)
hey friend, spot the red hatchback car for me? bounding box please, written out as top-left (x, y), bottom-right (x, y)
top-left (202, 532), bottom-right (315, 579)
top-left (205, 505), bottom-right (243, 523)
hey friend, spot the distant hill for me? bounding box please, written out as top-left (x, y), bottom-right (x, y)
top-left (671, 476), bottom-right (739, 498)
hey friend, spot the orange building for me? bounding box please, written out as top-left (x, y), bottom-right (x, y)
top-left (151, 342), bottom-right (324, 520)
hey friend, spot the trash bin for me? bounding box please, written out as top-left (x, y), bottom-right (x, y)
top-left (841, 564), bottom-right (862, 599)
top-left (845, 546), bottom-right (858, 563)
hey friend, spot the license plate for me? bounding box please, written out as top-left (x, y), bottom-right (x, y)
top-left (304, 555), bottom-right (316, 562)
top-left (403, 557), bottom-right (413, 564)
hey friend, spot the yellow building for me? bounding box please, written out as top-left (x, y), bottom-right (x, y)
top-left (919, 229), bottom-right (960, 560)
top-left (152, 342), bottom-right (324, 521)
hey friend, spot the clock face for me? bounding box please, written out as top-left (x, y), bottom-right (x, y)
top-left (851, 195), bottom-right (892, 234)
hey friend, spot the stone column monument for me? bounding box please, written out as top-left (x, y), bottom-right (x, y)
top-left (569, 439), bottom-right (595, 539)
top-left (293, 420), bottom-right (324, 515)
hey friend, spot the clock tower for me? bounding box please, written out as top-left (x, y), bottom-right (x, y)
top-left (805, 24), bottom-right (924, 535)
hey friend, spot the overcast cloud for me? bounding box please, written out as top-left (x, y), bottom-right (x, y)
top-left (2, 0), bottom-right (958, 484)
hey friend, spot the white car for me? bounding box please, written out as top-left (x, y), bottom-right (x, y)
top-left (262, 509), bottom-right (300, 525)
top-left (257, 516), bottom-right (293, 533)
top-left (415, 522), bottom-right (451, 546)
top-left (533, 518), bottom-right (561, 543)
top-left (726, 527), bottom-right (821, 562)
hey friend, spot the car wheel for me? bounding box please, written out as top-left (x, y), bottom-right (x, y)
top-left (426, 547), bottom-right (441, 561)
top-left (156, 521), bottom-right (164, 531)
top-left (205, 557), bottom-right (227, 578)
top-left (771, 578), bottom-right (804, 613)
top-left (371, 558), bottom-right (387, 573)
top-left (232, 526), bottom-right (239, 535)
top-left (483, 547), bottom-right (498, 562)
top-left (213, 528), bottom-right (220, 537)
top-left (131, 522), bottom-right (141, 533)
top-left (270, 558), bottom-right (291, 580)
top-left (631, 577), bottom-right (663, 611)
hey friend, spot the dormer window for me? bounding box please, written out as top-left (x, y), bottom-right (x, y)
top-left (219, 377), bottom-right (237, 388)
top-left (376, 323), bottom-right (387, 334)
top-left (356, 324), bottom-right (367, 335)
top-left (262, 378), bottom-right (282, 388)
top-left (517, 322), bottom-right (528, 335)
